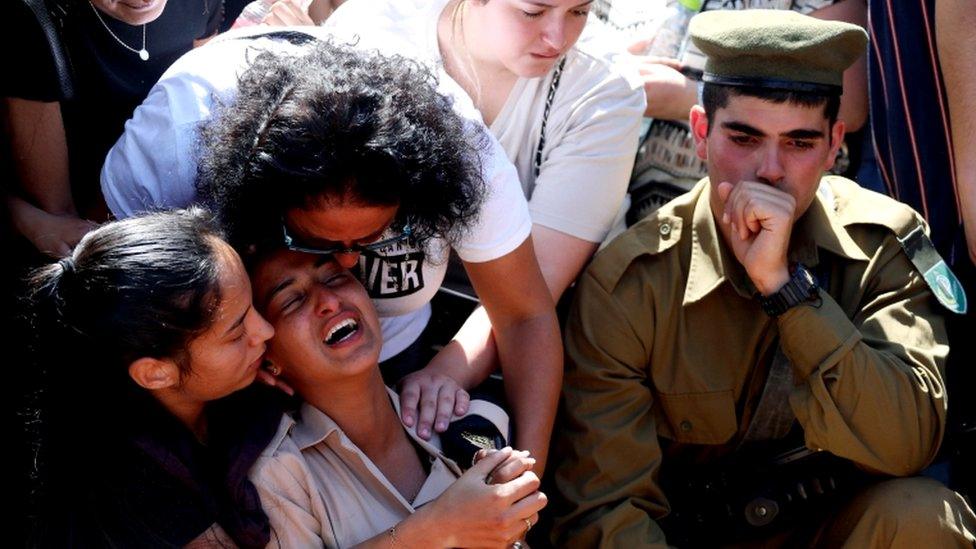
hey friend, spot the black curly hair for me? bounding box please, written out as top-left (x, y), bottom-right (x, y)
top-left (196, 35), bottom-right (487, 254)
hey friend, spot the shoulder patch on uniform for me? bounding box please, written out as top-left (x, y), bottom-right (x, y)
top-left (898, 225), bottom-right (967, 314)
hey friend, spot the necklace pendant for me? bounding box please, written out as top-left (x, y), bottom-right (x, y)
top-left (139, 49), bottom-right (149, 61)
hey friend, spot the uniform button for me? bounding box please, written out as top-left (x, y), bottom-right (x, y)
top-left (680, 420), bottom-right (693, 432)
top-left (659, 223), bottom-right (672, 237)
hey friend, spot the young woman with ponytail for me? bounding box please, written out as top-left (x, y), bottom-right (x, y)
top-left (27, 208), bottom-right (280, 548)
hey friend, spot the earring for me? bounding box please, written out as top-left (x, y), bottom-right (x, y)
top-left (265, 361), bottom-right (281, 377)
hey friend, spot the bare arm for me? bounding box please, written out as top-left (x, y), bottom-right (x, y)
top-left (810, 0), bottom-right (868, 132)
top-left (533, 224), bottom-right (600, 301)
top-left (631, 55), bottom-right (699, 121)
top-left (5, 97), bottom-right (72, 213)
top-left (3, 99), bottom-right (97, 255)
top-left (4, 193), bottom-right (96, 256)
top-left (404, 224), bottom-right (594, 439)
top-left (449, 238), bottom-right (562, 474)
top-left (936, 0), bottom-right (976, 264)
top-left (416, 238), bottom-right (563, 474)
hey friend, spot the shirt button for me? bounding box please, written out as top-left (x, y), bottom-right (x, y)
top-left (680, 420), bottom-right (693, 432)
top-left (659, 223), bottom-right (672, 237)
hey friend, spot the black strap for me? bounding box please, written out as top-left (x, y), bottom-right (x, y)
top-left (534, 57), bottom-right (567, 178)
top-left (23, 0), bottom-right (75, 100)
top-left (230, 28), bottom-right (321, 46)
top-left (702, 72), bottom-right (842, 96)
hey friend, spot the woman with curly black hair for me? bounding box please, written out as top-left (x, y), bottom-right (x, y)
top-left (196, 34), bottom-right (486, 257)
top-left (101, 31), bottom-right (561, 473)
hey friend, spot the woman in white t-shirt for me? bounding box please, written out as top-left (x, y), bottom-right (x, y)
top-left (324, 0), bottom-right (644, 467)
top-left (328, 0), bottom-right (645, 301)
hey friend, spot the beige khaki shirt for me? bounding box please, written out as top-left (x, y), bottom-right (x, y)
top-left (250, 389), bottom-right (508, 548)
top-left (551, 177), bottom-right (949, 547)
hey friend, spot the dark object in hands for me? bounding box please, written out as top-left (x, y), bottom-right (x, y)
top-left (440, 415), bottom-right (507, 470)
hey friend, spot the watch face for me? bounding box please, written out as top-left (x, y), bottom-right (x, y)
top-left (796, 265), bottom-right (819, 297)
top-left (797, 265), bottom-right (816, 285)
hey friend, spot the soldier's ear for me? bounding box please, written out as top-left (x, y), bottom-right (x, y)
top-left (824, 119), bottom-right (846, 171)
top-left (690, 105), bottom-right (709, 160)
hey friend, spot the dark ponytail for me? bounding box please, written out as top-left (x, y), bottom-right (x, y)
top-left (26, 208), bottom-right (232, 546)
top-left (28, 208), bottom-right (226, 378)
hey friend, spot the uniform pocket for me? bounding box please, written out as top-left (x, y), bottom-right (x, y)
top-left (656, 390), bottom-right (737, 445)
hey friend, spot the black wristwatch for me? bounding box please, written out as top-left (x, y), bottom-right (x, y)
top-left (758, 264), bottom-right (820, 317)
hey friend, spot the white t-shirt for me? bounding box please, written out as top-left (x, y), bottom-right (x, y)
top-left (100, 27), bottom-right (532, 360)
top-left (325, 0), bottom-right (646, 244)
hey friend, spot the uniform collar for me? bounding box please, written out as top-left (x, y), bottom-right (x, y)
top-left (788, 183), bottom-right (870, 266)
top-left (287, 387), bottom-right (463, 474)
top-left (684, 182), bottom-right (754, 305)
top-left (683, 179), bottom-right (869, 306)
top-left (290, 387), bottom-right (406, 451)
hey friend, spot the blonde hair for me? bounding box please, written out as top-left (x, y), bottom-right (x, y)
top-left (446, 0), bottom-right (484, 106)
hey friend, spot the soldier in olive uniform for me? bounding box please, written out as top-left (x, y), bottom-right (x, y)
top-left (551, 10), bottom-right (976, 547)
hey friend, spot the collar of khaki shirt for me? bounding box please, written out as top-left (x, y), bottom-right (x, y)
top-left (287, 387), bottom-right (459, 465)
top-left (681, 178), bottom-right (870, 306)
top-left (281, 387), bottom-right (464, 506)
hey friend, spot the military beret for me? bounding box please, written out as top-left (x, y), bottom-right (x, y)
top-left (689, 9), bottom-right (867, 95)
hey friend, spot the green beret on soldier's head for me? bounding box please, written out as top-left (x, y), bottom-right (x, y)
top-left (689, 9), bottom-right (867, 95)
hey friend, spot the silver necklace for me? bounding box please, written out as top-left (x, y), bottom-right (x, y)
top-left (89, 2), bottom-right (149, 61)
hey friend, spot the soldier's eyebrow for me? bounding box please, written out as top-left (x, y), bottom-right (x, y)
top-left (722, 121), bottom-right (765, 136)
top-left (721, 122), bottom-right (825, 140)
top-left (782, 129), bottom-right (825, 139)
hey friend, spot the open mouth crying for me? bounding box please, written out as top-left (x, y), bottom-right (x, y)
top-left (325, 318), bottom-right (359, 346)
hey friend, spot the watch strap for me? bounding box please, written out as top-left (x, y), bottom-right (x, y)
top-left (759, 264), bottom-right (820, 317)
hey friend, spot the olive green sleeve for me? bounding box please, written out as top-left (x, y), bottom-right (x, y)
top-left (782, 236), bottom-right (949, 476)
top-left (550, 270), bottom-right (670, 548)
